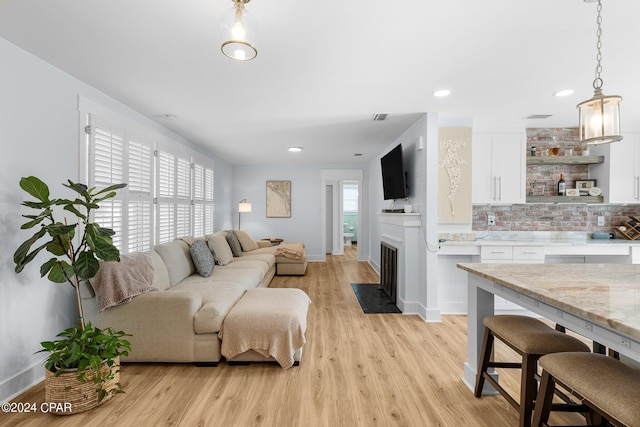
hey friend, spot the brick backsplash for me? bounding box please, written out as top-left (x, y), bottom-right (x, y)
top-left (472, 127), bottom-right (640, 234)
top-left (527, 127), bottom-right (589, 196)
top-left (473, 204), bottom-right (640, 233)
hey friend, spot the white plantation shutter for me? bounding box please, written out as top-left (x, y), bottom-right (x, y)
top-left (156, 149), bottom-right (192, 243)
top-left (82, 103), bottom-right (216, 253)
top-left (157, 150), bottom-right (176, 244)
top-left (89, 117), bottom-right (154, 253)
top-left (90, 123), bottom-right (125, 250)
top-left (193, 162), bottom-right (215, 236)
top-left (176, 157), bottom-right (191, 238)
top-left (126, 139), bottom-right (153, 252)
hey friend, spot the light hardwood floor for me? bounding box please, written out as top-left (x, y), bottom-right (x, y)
top-left (3, 246), bottom-right (586, 426)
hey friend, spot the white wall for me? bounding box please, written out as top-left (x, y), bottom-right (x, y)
top-left (0, 37), bottom-right (231, 401)
top-left (232, 164), bottom-right (365, 262)
top-left (367, 114), bottom-right (440, 321)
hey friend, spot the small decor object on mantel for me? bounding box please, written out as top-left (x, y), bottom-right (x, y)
top-left (13, 176), bottom-right (131, 414)
top-left (566, 189), bottom-right (580, 197)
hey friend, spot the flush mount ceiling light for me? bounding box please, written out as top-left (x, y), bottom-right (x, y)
top-left (577, 0), bottom-right (622, 145)
top-left (553, 89), bottom-right (575, 97)
top-left (221, 0), bottom-right (257, 61)
top-left (432, 89), bottom-right (451, 97)
top-left (288, 146), bottom-right (303, 152)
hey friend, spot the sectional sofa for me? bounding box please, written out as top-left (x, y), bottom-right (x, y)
top-left (80, 230), bottom-right (308, 365)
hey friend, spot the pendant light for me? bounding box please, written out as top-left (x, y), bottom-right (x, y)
top-left (221, 0), bottom-right (257, 61)
top-left (577, 0), bottom-right (622, 145)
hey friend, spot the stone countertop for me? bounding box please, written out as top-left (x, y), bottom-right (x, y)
top-left (457, 263), bottom-right (640, 341)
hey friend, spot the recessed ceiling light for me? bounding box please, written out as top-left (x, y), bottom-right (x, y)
top-left (288, 146), bottom-right (303, 152)
top-left (432, 89), bottom-right (451, 97)
top-left (553, 89), bottom-right (575, 97)
top-left (524, 114), bottom-right (553, 119)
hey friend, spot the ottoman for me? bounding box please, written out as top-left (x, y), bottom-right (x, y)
top-left (219, 288), bottom-right (311, 368)
top-left (274, 242), bottom-right (307, 275)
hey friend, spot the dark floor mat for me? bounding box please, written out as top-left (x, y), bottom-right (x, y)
top-left (351, 283), bottom-right (401, 314)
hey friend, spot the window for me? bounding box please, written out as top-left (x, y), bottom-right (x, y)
top-left (156, 149), bottom-right (192, 243)
top-left (90, 123), bottom-right (125, 251)
top-left (126, 139), bottom-right (154, 252)
top-left (193, 162), bottom-right (215, 236)
top-left (89, 119), bottom-right (156, 253)
top-left (83, 104), bottom-right (215, 254)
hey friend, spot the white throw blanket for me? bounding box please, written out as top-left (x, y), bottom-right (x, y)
top-left (219, 288), bottom-right (311, 368)
top-left (90, 253), bottom-right (156, 312)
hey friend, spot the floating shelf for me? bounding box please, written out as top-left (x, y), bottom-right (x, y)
top-left (526, 195), bottom-right (604, 203)
top-left (526, 155), bottom-right (604, 166)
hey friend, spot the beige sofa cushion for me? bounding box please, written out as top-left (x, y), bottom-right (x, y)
top-left (206, 232), bottom-right (234, 265)
top-left (237, 253), bottom-right (276, 269)
top-left (169, 281), bottom-right (245, 334)
top-left (146, 250), bottom-right (171, 291)
top-left (224, 259), bottom-right (271, 276)
top-left (234, 229), bottom-right (259, 252)
top-left (210, 267), bottom-right (265, 291)
top-left (154, 240), bottom-right (195, 286)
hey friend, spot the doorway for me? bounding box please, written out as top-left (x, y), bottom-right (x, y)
top-left (342, 181), bottom-right (358, 249)
top-left (320, 169), bottom-right (363, 260)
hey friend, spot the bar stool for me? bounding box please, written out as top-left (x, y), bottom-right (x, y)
top-left (532, 352), bottom-right (640, 427)
top-left (474, 315), bottom-right (591, 427)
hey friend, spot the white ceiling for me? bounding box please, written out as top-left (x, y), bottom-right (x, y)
top-left (1, 0), bottom-right (639, 165)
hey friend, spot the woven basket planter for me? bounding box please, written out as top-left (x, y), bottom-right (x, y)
top-left (44, 357), bottom-right (120, 415)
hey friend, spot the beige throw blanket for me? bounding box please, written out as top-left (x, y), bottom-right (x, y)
top-left (219, 288), bottom-right (311, 369)
top-left (90, 253), bottom-right (156, 312)
top-left (275, 242), bottom-right (305, 260)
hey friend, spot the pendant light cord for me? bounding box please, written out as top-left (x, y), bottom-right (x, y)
top-left (593, 0), bottom-right (604, 90)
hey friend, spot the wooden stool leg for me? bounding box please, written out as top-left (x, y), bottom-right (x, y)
top-left (532, 370), bottom-right (555, 427)
top-left (474, 327), bottom-right (493, 397)
top-left (519, 354), bottom-right (538, 427)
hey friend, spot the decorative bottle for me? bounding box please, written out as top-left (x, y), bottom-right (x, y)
top-left (557, 173), bottom-right (566, 196)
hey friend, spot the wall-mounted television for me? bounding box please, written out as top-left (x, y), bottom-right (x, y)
top-left (380, 144), bottom-right (409, 200)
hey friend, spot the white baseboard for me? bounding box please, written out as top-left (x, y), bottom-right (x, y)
top-left (0, 358), bottom-right (45, 403)
top-left (398, 300), bottom-right (441, 322)
top-left (438, 302), bottom-right (468, 314)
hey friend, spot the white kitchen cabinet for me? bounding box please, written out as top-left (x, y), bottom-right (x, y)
top-left (591, 133), bottom-right (640, 203)
top-left (472, 132), bottom-right (526, 204)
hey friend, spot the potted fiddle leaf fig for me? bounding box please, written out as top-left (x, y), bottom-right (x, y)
top-left (13, 176), bottom-right (131, 414)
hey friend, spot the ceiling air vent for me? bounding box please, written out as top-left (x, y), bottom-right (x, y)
top-left (372, 113), bottom-right (388, 121)
top-left (524, 114), bottom-right (553, 119)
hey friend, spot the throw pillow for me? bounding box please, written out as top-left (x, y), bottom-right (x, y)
top-left (189, 240), bottom-right (215, 277)
top-left (234, 229), bottom-right (259, 252)
top-left (206, 232), bottom-right (234, 265)
top-left (226, 231), bottom-right (243, 257)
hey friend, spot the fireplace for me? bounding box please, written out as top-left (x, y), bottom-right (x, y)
top-left (380, 242), bottom-right (397, 302)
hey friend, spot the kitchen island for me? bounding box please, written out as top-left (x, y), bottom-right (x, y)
top-left (437, 234), bottom-right (640, 315)
top-left (457, 262), bottom-right (640, 394)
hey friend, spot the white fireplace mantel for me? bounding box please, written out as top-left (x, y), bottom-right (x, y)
top-left (379, 213), bottom-right (422, 316)
top-left (379, 213), bottom-right (421, 227)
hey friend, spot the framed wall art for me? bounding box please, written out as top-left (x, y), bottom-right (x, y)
top-left (266, 180), bottom-right (291, 218)
top-left (575, 179), bottom-right (596, 196)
